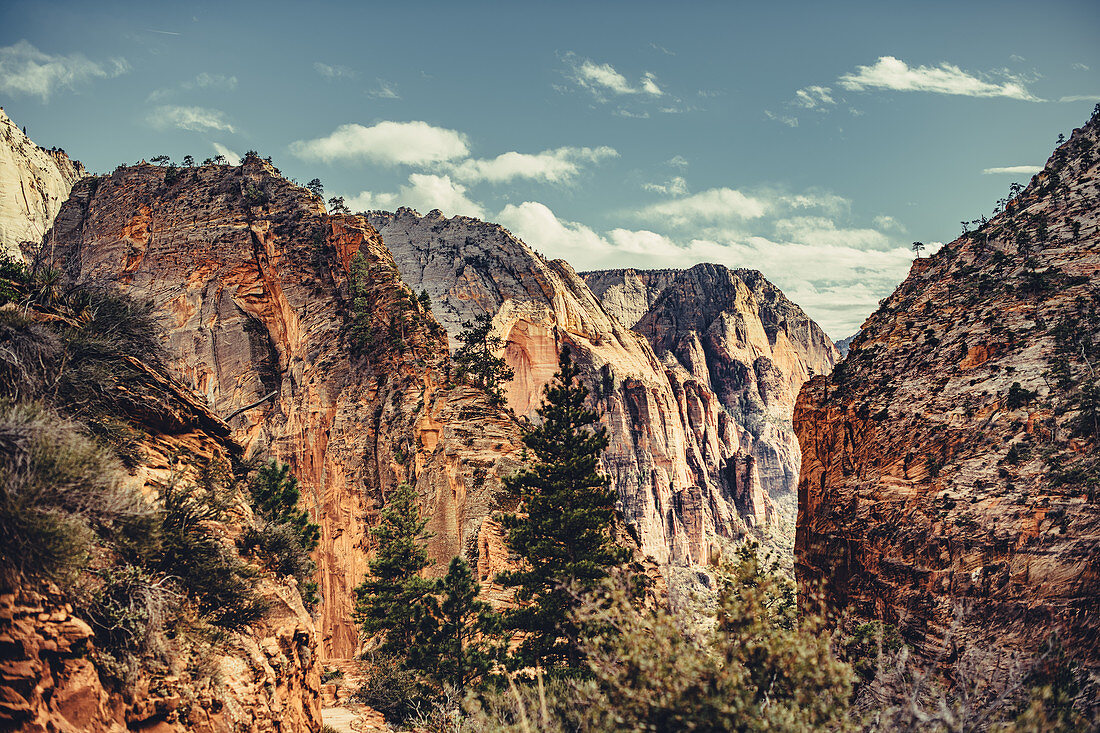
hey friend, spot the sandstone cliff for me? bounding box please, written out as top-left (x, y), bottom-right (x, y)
top-left (0, 331), bottom-right (320, 733)
top-left (585, 265), bottom-right (839, 518)
top-left (0, 107), bottom-right (85, 261)
top-left (367, 210), bottom-right (836, 565)
top-left (795, 109), bottom-right (1100, 671)
top-left (42, 160), bottom-right (525, 662)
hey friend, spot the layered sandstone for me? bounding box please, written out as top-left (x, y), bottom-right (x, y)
top-left (795, 111), bottom-right (1100, 670)
top-left (368, 210), bottom-right (836, 564)
top-left (0, 107), bottom-right (85, 261)
top-left (43, 160), bottom-right (524, 661)
top-left (586, 265), bottom-right (839, 513)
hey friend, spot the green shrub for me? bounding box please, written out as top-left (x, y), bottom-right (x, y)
top-left (0, 402), bottom-right (157, 584)
top-left (86, 563), bottom-right (178, 684)
top-left (353, 654), bottom-right (435, 723)
top-left (155, 464), bottom-right (268, 630)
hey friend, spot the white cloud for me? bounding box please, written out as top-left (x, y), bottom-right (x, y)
top-left (447, 146), bottom-right (617, 184)
top-left (982, 165), bottom-right (1041, 175)
top-left (764, 110), bottom-right (798, 127)
top-left (345, 174), bottom-right (484, 219)
top-left (289, 121), bottom-right (469, 166)
top-left (147, 105), bottom-right (235, 133)
top-left (1071, 63), bottom-right (1090, 72)
top-left (564, 53), bottom-right (664, 98)
top-left (793, 85), bottom-right (835, 109)
top-left (1059, 94), bottom-right (1100, 103)
top-left (635, 187), bottom-right (771, 226)
top-left (666, 155), bottom-right (689, 168)
top-left (0, 40), bottom-right (128, 101)
top-left (212, 142), bottom-right (240, 165)
top-left (496, 197), bottom-right (922, 338)
top-left (873, 214), bottom-right (906, 232)
top-left (838, 56), bottom-right (1041, 101)
top-left (148, 71), bottom-right (237, 101)
top-left (314, 62), bottom-right (355, 79)
top-left (367, 79), bottom-right (400, 99)
top-left (643, 176), bottom-right (688, 196)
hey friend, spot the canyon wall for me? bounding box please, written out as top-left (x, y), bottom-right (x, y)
top-left (0, 107), bottom-right (85, 261)
top-left (42, 159), bottom-right (524, 662)
top-left (369, 210), bottom-right (836, 564)
top-left (795, 111), bottom-right (1100, 670)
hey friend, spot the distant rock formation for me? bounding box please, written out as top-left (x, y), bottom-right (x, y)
top-left (0, 107), bottom-right (85, 261)
top-left (369, 209), bottom-right (837, 565)
top-left (795, 109), bottom-right (1100, 671)
top-left (833, 332), bottom-right (859, 358)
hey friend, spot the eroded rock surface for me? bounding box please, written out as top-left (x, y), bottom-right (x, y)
top-left (43, 161), bottom-right (524, 661)
top-left (0, 107), bottom-right (85, 261)
top-left (795, 111), bottom-right (1100, 670)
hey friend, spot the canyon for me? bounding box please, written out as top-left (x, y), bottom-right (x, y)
top-left (796, 110), bottom-right (1100, 671)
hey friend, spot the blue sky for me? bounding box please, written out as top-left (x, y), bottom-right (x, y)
top-left (1, 0), bottom-right (1097, 337)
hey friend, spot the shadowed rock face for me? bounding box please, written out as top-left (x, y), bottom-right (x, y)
top-left (0, 107), bottom-right (85, 261)
top-left (43, 161), bottom-right (525, 660)
top-left (795, 112), bottom-right (1100, 670)
top-left (368, 209), bottom-right (837, 564)
top-left (587, 264), bottom-right (839, 511)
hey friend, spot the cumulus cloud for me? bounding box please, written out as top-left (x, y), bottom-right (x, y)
top-left (212, 142), bottom-right (240, 165)
top-left (643, 176), bottom-right (689, 196)
top-left (793, 85), bottom-right (835, 109)
top-left (0, 40), bottom-right (128, 101)
top-left (314, 62), bottom-right (355, 79)
top-left (564, 53), bottom-right (664, 99)
top-left (635, 187), bottom-right (771, 226)
top-left (289, 121), bottom-right (469, 165)
top-left (496, 196), bottom-right (918, 338)
top-left (982, 165), bottom-right (1041, 175)
top-left (838, 56), bottom-right (1041, 101)
top-left (344, 174), bottom-right (484, 219)
top-left (447, 146), bottom-right (617, 184)
top-left (147, 105), bottom-right (235, 133)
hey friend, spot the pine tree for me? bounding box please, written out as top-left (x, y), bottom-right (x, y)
top-left (424, 556), bottom-right (501, 689)
top-left (249, 460), bottom-right (320, 551)
top-left (354, 483), bottom-right (436, 654)
top-left (497, 346), bottom-right (627, 673)
top-left (453, 312), bottom-right (514, 405)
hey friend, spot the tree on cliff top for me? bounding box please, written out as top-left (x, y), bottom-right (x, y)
top-left (453, 312), bottom-right (514, 405)
top-left (497, 346), bottom-right (628, 673)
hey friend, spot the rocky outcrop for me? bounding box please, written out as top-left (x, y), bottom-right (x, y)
top-left (587, 265), bottom-right (839, 515)
top-left (833, 332), bottom-right (858, 358)
top-left (795, 110), bottom-right (1100, 671)
top-left (368, 210), bottom-right (836, 564)
top-left (0, 107), bottom-right (85, 261)
top-left (42, 161), bottom-right (524, 662)
top-left (0, 360), bottom-right (321, 733)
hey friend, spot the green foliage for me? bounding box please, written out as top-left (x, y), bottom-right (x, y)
top-left (453, 313), bottom-right (514, 405)
top-left (348, 252), bottom-right (374, 347)
top-left (839, 621), bottom-right (904, 686)
top-left (354, 483), bottom-right (436, 654)
top-left (306, 178), bottom-right (324, 197)
top-left (86, 563), bottom-right (177, 684)
top-left (155, 462), bottom-right (269, 630)
top-left (497, 347), bottom-right (628, 673)
top-left (423, 557), bottom-right (501, 690)
top-left (353, 653), bottom-right (434, 722)
top-left (164, 164), bottom-right (183, 186)
top-left (466, 546), bottom-right (855, 732)
top-left (248, 460), bottom-right (320, 551)
top-left (0, 402), bottom-right (157, 584)
top-left (1006, 382), bottom-right (1038, 410)
top-left (418, 289), bottom-right (432, 311)
top-left (243, 182), bottom-right (269, 206)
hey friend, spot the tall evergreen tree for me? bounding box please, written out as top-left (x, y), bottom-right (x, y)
top-left (423, 556), bottom-right (501, 689)
top-left (453, 312), bottom-right (514, 405)
top-left (353, 483), bottom-right (436, 654)
top-left (497, 346), bottom-right (628, 673)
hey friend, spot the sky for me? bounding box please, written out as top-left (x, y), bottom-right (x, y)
top-left (1, 1), bottom-right (1097, 338)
